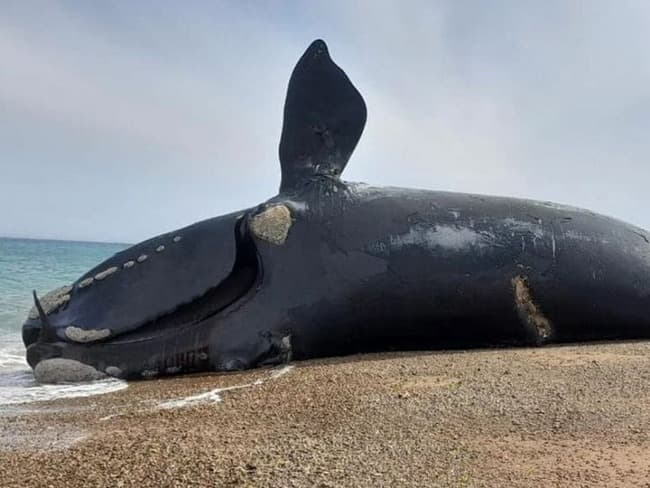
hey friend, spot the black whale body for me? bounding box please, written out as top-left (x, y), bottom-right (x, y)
top-left (24, 40), bottom-right (650, 382)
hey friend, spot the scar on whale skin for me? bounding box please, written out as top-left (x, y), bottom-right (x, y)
top-left (27, 285), bottom-right (72, 319)
top-left (249, 205), bottom-right (292, 245)
top-left (512, 276), bottom-right (553, 345)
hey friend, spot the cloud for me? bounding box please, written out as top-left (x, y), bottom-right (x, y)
top-left (1, 1), bottom-right (650, 242)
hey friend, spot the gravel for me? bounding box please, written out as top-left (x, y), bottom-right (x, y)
top-left (2, 341), bottom-right (649, 487)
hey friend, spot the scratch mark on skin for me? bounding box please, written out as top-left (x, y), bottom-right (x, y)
top-left (250, 205), bottom-right (292, 245)
top-left (94, 267), bottom-right (118, 281)
top-left (512, 276), bottom-right (553, 345)
top-left (28, 285), bottom-right (72, 319)
top-left (551, 231), bottom-right (556, 259)
top-left (369, 225), bottom-right (496, 256)
top-left (502, 218), bottom-right (543, 240)
top-left (564, 230), bottom-right (610, 246)
top-left (532, 200), bottom-right (594, 215)
top-left (65, 326), bottom-right (111, 343)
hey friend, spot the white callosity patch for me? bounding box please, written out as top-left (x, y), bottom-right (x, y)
top-left (123, 260), bottom-right (135, 269)
top-left (78, 277), bottom-right (94, 289)
top-left (371, 225), bottom-right (495, 256)
top-left (64, 326), bottom-right (111, 343)
top-left (158, 365), bottom-right (295, 409)
top-left (137, 254), bottom-right (148, 263)
top-left (156, 245), bottom-right (165, 253)
top-left (249, 205), bottom-right (292, 245)
top-left (33, 358), bottom-right (107, 384)
top-left (172, 235), bottom-right (182, 243)
top-left (28, 285), bottom-right (72, 319)
top-left (94, 266), bottom-right (118, 281)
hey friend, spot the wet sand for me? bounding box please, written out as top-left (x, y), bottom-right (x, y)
top-left (1, 342), bottom-right (649, 487)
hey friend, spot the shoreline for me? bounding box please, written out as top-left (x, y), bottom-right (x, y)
top-left (2, 342), bottom-right (649, 487)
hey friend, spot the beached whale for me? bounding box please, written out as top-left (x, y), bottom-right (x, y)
top-left (24, 40), bottom-right (650, 383)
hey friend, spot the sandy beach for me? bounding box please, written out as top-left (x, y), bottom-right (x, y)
top-left (1, 342), bottom-right (649, 487)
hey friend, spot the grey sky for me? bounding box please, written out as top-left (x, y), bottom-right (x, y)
top-left (1, 1), bottom-right (649, 243)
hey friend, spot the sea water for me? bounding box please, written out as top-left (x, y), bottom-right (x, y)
top-left (0, 237), bottom-right (129, 405)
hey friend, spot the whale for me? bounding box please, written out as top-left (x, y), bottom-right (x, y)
top-left (24, 39), bottom-right (650, 383)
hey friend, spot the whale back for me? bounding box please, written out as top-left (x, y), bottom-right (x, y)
top-left (279, 40), bottom-right (367, 192)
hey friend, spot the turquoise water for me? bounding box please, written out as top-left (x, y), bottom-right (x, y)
top-left (0, 237), bottom-right (128, 336)
top-left (0, 237), bottom-right (129, 404)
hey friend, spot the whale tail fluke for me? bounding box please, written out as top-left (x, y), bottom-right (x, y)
top-left (278, 39), bottom-right (367, 192)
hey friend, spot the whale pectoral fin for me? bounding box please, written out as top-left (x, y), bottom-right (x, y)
top-left (212, 330), bottom-right (292, 372)
top-left (279, 40), bottom-right (367, 192)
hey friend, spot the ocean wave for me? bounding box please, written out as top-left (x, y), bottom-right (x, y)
top-left (0, 368), bottom-right (128, 406)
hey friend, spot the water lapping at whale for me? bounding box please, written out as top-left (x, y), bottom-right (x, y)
top-left (0, 237), bottom-right (129, 405)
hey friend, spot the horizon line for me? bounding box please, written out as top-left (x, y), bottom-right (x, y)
top-left (0, 235), bottom-right (132, 247)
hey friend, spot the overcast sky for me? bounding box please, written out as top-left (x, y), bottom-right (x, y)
top-left (1, 1), bottom-right (650, 243)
